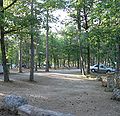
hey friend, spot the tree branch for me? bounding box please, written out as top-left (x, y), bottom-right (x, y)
top-left (4, 29), bottom-right (17, 34)
top-left (3, 0), bottom-right (17, 11)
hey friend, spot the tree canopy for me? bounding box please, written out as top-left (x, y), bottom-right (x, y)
top-left (0, 0), bottom-right (120, 81)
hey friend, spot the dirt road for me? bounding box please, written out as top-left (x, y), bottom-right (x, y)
top-left (0, 69), bottom-right (120, 116)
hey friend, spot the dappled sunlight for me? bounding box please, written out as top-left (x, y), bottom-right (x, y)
top-left (0, 70), bottom-right (119, 116)
top-left (48, 75), bottom-right (84, 81)
top-left (10, 69), bottom-right (97, 82)
top-left (84, 77), bottom-right (97, 81)
top-left (35, 72), bottom-right (96, 81)
top-left (35, 72), bottom-right (85, 80)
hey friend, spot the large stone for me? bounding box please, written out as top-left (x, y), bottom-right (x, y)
top-left (115, 75), bottom-right (120, 89)
top-left (18, 104), bottom-right (74, 116)
top-left (107, 75), bottom-right (115, 88)
top-left (101, 76), bottom-right (107, 87)
top-left (105, 74), bottom-right (116, 92)
top-left (112, 88), bottom-right (120, 101)
top-left (3, 95), bottom-right (28, 109)
top-left (96, 75), bottom-right (102, 81)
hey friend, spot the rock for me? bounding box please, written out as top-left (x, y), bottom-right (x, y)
top-left (112, 88), bottom-right (120, 101)
top-left (3, 95), bottom-right (28, 109)
top-left (3, 95), bottom-right (74, 116)
top-left (101, 74), bottom-right (116, 91)
top-left (18, 104), bottom-right (74, 116)
top-left (115, 75), bottom-right (120, 89)
top-left (101, 77), bottom-right (107, 87)
top-left (107, 75), bottom-right (115, 89)
top-left (105, 74), bottom-right (116, 92)
top-left (102, 80), bottom-right (107, 87)
top-left (96, 75), bottom-right (102, 81)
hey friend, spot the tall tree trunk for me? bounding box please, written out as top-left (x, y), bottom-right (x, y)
top-left (0, 0), bottom-right (9, 82)
top-left (77, 7), bottom-right (85, 74)
top-left (30, 0), bottom-right (34, 81)
top-left (10, 59), bottom-right (12, 69)
top-left (83, 6), bottom-right (90, 74)
top-left (97, 38), bottom-right (100, 71)
top-left (72, 61), bottom-right (74, 67)
top-left (57, 58), bottom-right (59, 68)
top-left (60, 59), bottom-right (62, 67)
top-left (75, 61), bottom-right (77, 67)
top-left (38, 53), bottom-right (41, 68)
top-left (116, 36), bottom-right (120, 88)
top-left (35, 44), bottom-right (38, 71)
top-left (67, 53), bottom-right (70, 67)
top-left (53, 56), bottom-right (56, 69)
top-left (45, 9), bottom-right (49, 72)
top-left (35, 37), bottom-right (39, 72)
top-left (19, 39), bottom-right (22, 73)
top-left (35, 62), bottom-right (37, 71)
top-left (63, 59), bottom-right (65, 67)
top-left (77, 50), bottom-right (80, 69)
top-left (80, 46), bottom-right (85, 75)
top-left (87, 45), bottom-right (90, 74)
top-left (116, 36), bottom-right (120, 74)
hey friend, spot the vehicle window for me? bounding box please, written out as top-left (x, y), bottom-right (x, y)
top-left (95, 65), bottom-right (98, 67)
top-left (100, 66), bottom-right (104, 68)
top-left (100, 65), bottom-right (105, 68)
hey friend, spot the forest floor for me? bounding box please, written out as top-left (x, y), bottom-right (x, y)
top-left (0, 69), bottom-right (120, 116)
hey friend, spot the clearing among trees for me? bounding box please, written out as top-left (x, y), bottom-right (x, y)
top-left (0, 69), bottom-right (119, 116)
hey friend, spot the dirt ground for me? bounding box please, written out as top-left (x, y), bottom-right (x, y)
top-left (0, 69), bottom-right (120, 116)
top-left (0, 107), bottom-right (20, 116)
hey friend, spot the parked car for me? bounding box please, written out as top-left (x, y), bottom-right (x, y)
top-left (90, 64), bottom-right (116, 73)
top-left (42, 64), bottom-right (52, 68)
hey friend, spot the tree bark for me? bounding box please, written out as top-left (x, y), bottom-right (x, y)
top-left (63, 59), bottom-right (65, 67)
top-left (97, 38), bottom-right (100, 72)
top-left (30, 0), bottom-right (34, 81)
top-left (19, 39), bottom-right (22, 73)
top-left (87, 45), bottom-right (90, 74)
top-left (116, 36), bottom-right (120, 73)
top-left (0, 0), bottom-right (9, 82)
top-left (53, 56), bottom-right (56, 69)
top-left (83, 6), bottom-right (90, 74)
top-left (67, 53), bottom-right (70, 68)
top-left (76, 7), bottom-right (85, 74)
top-left (80, 46), bottom-right (85, 75)
top-left (57, 58), bottom-right (59, 68)
top-left (45, 9), bottom-right (49, 72)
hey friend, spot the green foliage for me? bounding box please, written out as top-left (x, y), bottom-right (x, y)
top-left (0, 0), bottom-right (119, 70)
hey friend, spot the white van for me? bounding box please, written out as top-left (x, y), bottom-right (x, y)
top-left (0, 64), bottom-right (3, 74)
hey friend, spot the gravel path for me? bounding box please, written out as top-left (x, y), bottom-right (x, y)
top-left (0, 69), bottom-right (120, 116)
